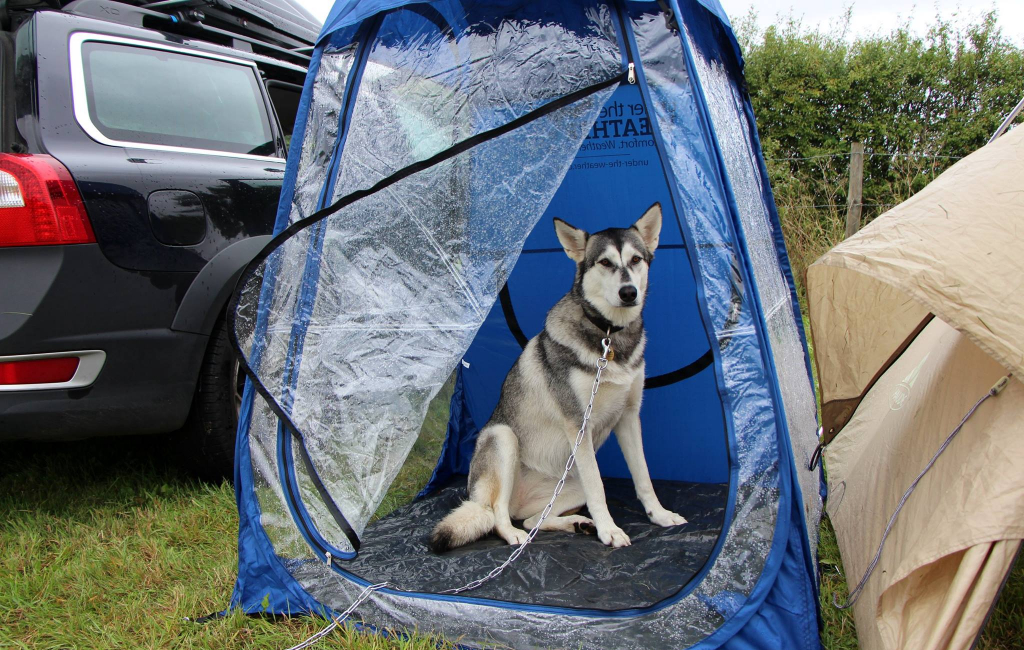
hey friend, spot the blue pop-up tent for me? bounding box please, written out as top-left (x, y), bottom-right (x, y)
top-left (228, 1), bottom-right (824, 647)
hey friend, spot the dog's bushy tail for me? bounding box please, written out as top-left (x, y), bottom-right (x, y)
top-left (429, 500), bottom-right (494, 553)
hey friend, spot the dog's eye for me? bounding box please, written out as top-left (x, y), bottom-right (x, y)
top-left (631, 255), bottom-right (643, 265)
top-left (599, 259), bottom-right (614, 268)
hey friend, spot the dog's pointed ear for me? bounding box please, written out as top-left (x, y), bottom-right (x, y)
top-left (632, 203), bottom-right (662, 252)
top-left (553, 218), bottom-right (588, 262)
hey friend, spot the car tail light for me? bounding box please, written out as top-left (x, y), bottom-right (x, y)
top-left (0, 356), bottom-right (80, 385)
top-left (0, 153), bottom-right (95, 247)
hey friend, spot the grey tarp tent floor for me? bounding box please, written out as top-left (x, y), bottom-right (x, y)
top-left (338, 478), bottom-right (728, 610)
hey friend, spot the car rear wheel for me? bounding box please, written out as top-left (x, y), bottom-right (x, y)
top-left (181, 311), bottom-right (244, 480)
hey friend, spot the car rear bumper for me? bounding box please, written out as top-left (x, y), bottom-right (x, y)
top-left (0, 244), bottom-right (207, 440)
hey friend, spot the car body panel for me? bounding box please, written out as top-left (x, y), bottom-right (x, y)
top-left (0, 4), bottom-right (310, 441)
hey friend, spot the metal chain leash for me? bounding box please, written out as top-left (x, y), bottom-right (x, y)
top-left (284, 580), bottom-right (391, 650)
top-left (832, 373), bottom-right (1014, 610)
top-left (285, 336), bottom-right (613, 648)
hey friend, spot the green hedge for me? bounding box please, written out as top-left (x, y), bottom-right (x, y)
top-left (735, 10), bottom-right (1024, 289)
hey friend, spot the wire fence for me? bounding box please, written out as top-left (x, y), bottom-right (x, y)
top-left (782, 203), bottom-right (899, 210)
top-left (766, 151), bottom-right (967, 162)
top-left (765, 147), bottom-right (964, 217)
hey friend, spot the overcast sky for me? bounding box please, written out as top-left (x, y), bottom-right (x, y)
top-left (719, 0), bottom-right (1024, 44)
top-left (297, 0), bottom-right (1024, 44)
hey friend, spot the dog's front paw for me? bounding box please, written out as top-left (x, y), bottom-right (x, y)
top-left (598, 525), bottom-right (631, 548)
top-left (502, 527), bottom-right (529, 546)
top-left (648, 508), bottom-right (687, 527)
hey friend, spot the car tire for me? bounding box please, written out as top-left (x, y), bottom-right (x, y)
top-left (181, 311), bottom-right (245, 481)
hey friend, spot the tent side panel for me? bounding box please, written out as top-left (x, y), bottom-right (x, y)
top-left (675, 0), bottom-right (821, 559)
top-left (629, 0), bottom-right (789, 621)
top-left (232, 34), bottom-right (363, 611)
top-left (718, 494), bottom-right (821, 650)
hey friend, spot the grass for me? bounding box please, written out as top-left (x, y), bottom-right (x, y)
top-left (817, 516), bottom-right (863, 650)
top-left (2, 431), bottom-right (1020, 649)
top-left (0, 434), bottom-right (461, 649)
top-left (371, 376), bottom-right (455, 522)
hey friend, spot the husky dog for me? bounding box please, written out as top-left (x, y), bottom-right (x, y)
top-left (429, 203), bottom-right (687, 551)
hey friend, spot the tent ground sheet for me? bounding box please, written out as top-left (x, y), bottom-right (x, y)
top-left (339, 477), bottom-right (728, 610)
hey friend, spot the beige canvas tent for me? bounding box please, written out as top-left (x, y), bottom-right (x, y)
top-left (806, 125), bottom-right (1024, 650)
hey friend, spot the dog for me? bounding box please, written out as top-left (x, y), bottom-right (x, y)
top-left (429, 203), bottom-right (687, 552)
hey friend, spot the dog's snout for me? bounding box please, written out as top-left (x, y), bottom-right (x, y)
top-left (619, 285), bottom-right (638, 304)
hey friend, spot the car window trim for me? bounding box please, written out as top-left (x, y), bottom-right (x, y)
top-left (68, 32), bottom-right (285, 163)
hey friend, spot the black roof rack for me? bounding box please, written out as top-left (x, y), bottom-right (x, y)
top-left (5, 0), bottom-right (321, 66)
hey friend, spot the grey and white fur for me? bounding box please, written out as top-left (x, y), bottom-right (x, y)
top-left (429, 203), bottom-right (687, 552)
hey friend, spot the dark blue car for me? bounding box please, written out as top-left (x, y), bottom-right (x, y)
top-left (0, 0), bottom-right (317, 477)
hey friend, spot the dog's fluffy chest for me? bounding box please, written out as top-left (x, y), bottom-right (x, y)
top-left (569, 359), bottom-right (641, 440)
top-left (508, 332), bottom-right (645, 477)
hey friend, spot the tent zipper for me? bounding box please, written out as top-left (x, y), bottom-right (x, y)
top-left (613, 3), bottom-right (636, 84)
top-left (276, 15), bottom-right (386, 562)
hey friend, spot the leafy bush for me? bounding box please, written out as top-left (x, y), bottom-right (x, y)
top-left (736, 10), bottom-right (1024, 291)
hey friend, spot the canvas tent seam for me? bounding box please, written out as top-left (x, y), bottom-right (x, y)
top-left (820, 313), bottom-right (936, 445)
top-left (612, 0), bottom-right (743, 620)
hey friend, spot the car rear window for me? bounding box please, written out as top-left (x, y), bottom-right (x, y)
top-left (79, 41), bottom-right (275, 157)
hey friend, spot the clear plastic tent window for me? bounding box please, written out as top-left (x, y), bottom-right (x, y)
top-left (230, 1), bottom-right (822, 648)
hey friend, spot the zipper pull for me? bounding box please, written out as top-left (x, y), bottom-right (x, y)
top-left (627, 62), bottom-right (636, 84)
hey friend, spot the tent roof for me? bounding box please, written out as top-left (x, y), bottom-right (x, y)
top-left (807, 126), bottom-right (1024, 438)
top-left (317, 0), bottom-right (742, 65)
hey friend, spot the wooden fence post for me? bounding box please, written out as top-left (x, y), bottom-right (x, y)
top-left (845, 142), bottom-right (865, 238)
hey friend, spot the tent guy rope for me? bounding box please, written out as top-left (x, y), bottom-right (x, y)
top-left (833, 373), bottom-right (1014, 609)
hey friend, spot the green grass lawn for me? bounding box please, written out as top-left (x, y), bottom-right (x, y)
top-left (1, 429), bottom-right (1020, 649)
